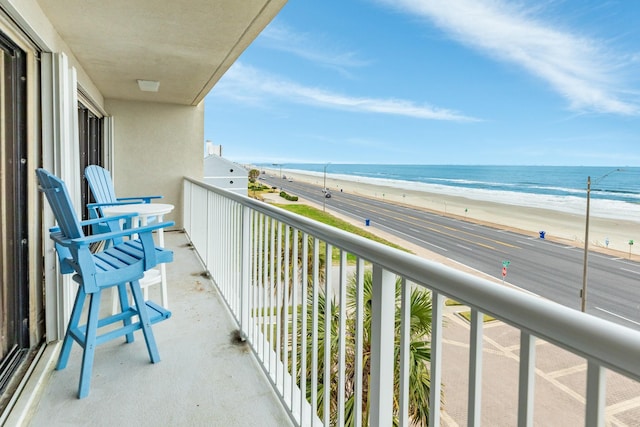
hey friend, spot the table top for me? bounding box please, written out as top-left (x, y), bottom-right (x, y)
top-left (102, 202), bottom-right (174, 217)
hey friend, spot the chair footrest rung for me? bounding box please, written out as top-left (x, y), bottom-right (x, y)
top-left (145, 300), bottom-right (172, 323)
top-left (70, 301), bottom-right (171, 347)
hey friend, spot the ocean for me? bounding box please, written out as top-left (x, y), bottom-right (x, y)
top-left (273, 164), bottom-right (640, 222)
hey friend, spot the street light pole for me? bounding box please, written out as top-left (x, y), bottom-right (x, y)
top-left (581, 168), bottom-right (621, 312)
top-left (581, 176), bottom-right (591, 312)
top-left (323, 162), bottom-right (331, 212)
top-left (272, 163), bottom-right (282, 179)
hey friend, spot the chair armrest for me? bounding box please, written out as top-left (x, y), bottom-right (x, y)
top-left (81, 213), bottom-right (137, 227)
top-left (117, 195), bottom-right (163, 203)
top-left (87, 201), bottom-right (144, 209)
top-left (50, 221), bottom-right (174, 247)
top-left (48, 213), bottom-right (137, 233)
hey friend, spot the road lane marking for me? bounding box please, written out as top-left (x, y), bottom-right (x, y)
top-left (621, 268), bottom-right (640, 276)
top-left (364, 220), bottom-right (450, 252)
top-left (590, 253), bottom-right (615, 260)
top-left (332, 194), bottom-right (520, 249)
top-left (426, 226), bottom-right (498, 250)
top-left (594, 307), bottom-right (640, 326)
top-left (518, 240), bottom-right (535, 246)
top-left (456, 244), bottom-right (473, 251)
top-left (425, 241), bottom-right (449, 251)
top-left (301, 181), bottom-right (520, 252)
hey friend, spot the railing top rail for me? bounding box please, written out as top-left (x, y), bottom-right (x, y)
top-left (185, 177), bottom-right (640, 381)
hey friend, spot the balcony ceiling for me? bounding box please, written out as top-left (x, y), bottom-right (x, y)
top-left (36, 0), bottom-right (287, 105)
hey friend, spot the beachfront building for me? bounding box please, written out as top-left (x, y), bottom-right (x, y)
top-left (1, 1), bottom-right (639, 426)
top-left (203, 145), bottom-right (248, 196)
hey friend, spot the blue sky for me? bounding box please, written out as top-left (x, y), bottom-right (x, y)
top-left (204, 0), bottom-right (640, 166)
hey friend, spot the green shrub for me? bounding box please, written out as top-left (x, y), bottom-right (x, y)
top-left (279, 191), bottom-right (298, 201)
top-left (248, 183), bottom-right (269, 192)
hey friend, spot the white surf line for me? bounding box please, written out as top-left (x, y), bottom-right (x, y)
top-left (620, 267), bottom-right (640, 276)
top-left (594, 307), bottom-right (640, 327)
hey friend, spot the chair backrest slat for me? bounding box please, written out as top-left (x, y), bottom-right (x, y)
top-left (36, 169), bottom-right (84, 239)
top-left (85, 165), bottom-right (117, 204)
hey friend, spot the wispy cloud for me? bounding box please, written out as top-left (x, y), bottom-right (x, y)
top-left (378, 0), bottom-right (639, 115)
top-left (258, 24), bottom-right (370, 73)
top-left (212, 63), bottom-right (480, 122)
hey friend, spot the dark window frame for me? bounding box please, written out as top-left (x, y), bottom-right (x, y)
top-left (78, 102), bottom-right (104, 223)
top-left (0, 30), bottom-right (30, 398)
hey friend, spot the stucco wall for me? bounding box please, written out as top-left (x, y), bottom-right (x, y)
top-left (105, 99), bottom-right (204, 228)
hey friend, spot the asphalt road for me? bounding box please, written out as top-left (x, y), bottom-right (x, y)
top-left (263, 175), bottom-right (640, 331)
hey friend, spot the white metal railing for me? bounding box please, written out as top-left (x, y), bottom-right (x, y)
top-left (183, 177), bottom-right (640, 426)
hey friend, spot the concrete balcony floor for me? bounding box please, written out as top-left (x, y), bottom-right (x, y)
top-left (24, 231), bottom-right (293, 427)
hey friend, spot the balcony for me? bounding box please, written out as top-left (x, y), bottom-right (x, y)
top-left (13, 178), bottom-right (640, 426)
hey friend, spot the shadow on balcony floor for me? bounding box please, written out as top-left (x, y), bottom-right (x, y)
top-left (26, 231), bottom-right (293, 427)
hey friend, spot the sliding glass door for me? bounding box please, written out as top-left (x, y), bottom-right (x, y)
top-left (0, 31), bottom-right (29, 396)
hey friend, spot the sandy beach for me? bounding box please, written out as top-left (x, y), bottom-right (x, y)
top-left (268, 168), bottom-right (640, 261)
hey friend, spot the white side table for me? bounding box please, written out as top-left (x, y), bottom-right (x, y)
top-left (103, 203), bottom-right (174, 310)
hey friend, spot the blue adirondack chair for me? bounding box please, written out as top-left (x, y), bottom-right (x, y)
top-left (85, 165), bottom-right (163, 233)
top-left (37, 168), bottom-right (173, 398)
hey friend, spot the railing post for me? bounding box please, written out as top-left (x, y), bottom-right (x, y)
top-left (182, 180), bottom-right (191, 236)
top-left (323, 244), bottom-right (332, 425)
top-left (369, 264), bottom-right (395, 426)
top-left (430, 291), bottom-right (444, 427)
top-left (354, 258), bottom-right (365, 426)
top-left (585, 361), bottom-right (606, 427)
top-left (399, 279), bottom-right (411, 427)
top-left (240, 205), bottom-right (251, 338)
top-left (518, 332), bottom-right (535, 427)
top-left (468, 308), bottom-right (483, 427)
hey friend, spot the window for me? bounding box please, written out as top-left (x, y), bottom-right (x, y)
top-left (78, 102), bottom-right (103, 222)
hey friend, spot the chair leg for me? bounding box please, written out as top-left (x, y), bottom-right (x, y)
top-left (78, 291), bottom-right (102, 399)
top-left (116, 282), bottom-right (135, 343)
top-left (129, 279), bottom-right (161, 363)
top-left (57, 285), bottom-right (86, 371)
